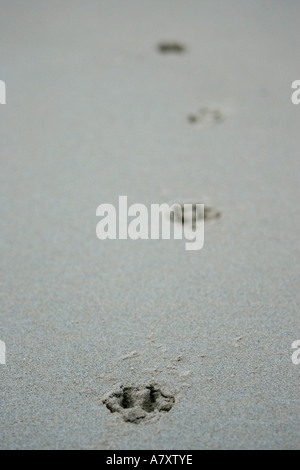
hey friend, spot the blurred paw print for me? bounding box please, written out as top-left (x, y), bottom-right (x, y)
top-left (187, 107), bottom-right (224, 128)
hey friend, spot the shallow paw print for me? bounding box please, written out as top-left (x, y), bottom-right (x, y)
top-left (170, 203), bottom-right (221, 229)
top-left (187, 107), bottom-right (224, 128)
top-left (157, 42), bottom-right (186, 54)
top-left (102, 383), bottom-right (175, 424)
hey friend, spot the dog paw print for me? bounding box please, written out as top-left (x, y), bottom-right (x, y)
top-left (102, 383), bottom-right (175, 424)
top-left (157, 42), bottom-right (186, 54)
top-left (170, 203), bottom-right (221, 229)
top-left (187, 107), bottom-right (224, 128)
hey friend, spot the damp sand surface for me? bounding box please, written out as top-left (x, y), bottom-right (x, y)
top-left (0, 0), bottom-right (299, 450)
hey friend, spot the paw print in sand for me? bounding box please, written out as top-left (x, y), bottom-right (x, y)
top-left (103, 383), bottom-right (175, 424)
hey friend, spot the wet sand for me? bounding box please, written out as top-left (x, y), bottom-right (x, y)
top-left (0, 0), bottom-right (299, 449)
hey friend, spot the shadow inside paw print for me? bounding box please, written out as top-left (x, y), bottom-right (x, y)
top-left (103, 383), bottom-right (175, 424)
top-left (187, 107), bottom-right (224, 127)
top-left (170, 203), bottom-right (221, 229)
top-left (157, 42), bottom-right (186, 54)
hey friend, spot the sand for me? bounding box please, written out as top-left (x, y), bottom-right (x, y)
top-left (0, 0), bottom-right (299, 449)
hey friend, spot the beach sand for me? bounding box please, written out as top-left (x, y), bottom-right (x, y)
top-left (0, 0), bottom-right (299, 449)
